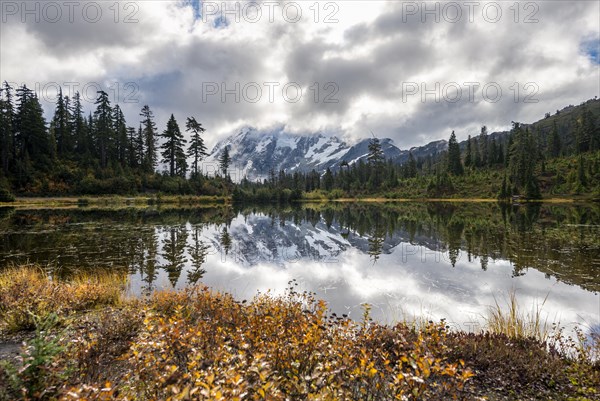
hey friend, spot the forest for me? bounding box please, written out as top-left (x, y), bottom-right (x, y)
top-left (0, 82), bottom-right (599, 202)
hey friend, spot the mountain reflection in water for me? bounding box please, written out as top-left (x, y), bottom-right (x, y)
top-left (0, 202), bottom-right (598, 333)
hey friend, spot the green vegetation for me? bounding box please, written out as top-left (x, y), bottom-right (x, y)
top-left (2, 84), bottom-right (598, 201)
top-left (0, 268), bottom-right (598, 400)
top-left (0, 82), bottom-right (232, 197)
top-left (237, 100), bottom-right (600, 201)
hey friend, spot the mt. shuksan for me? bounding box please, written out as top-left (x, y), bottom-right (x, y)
top-left (204, 126), bottom-right (448, 181)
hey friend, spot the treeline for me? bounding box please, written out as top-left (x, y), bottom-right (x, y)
top-left (0, 82), bottom-right (231, 200)
top-left (235, 100), bottom-right (600, 201)
top-left (1, 82), bottom-right (599, 202)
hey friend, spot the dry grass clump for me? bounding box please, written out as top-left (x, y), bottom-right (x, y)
top-left (485, 290), bottom-right (551, 342)
top-left (0, 266), bottom-right (126, 332)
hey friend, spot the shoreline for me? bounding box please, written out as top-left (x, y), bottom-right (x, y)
top-left (0, 195), bottom-right (595, 208)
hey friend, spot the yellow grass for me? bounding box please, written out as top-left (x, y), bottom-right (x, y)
top-left (0, 266), bottom-right (127, 332)
top-left (485, 290), bottom-right (551, 341)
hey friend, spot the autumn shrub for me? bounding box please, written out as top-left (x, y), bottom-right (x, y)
top-left (2, 271), bottom-right (599, 400)
top-left (114, 285), bottom-right (474, 400)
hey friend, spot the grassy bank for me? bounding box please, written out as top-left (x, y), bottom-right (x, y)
top-left (0, 268), bottom-right (598, 400)
top-left (0, 194), bottom-right (231, 208)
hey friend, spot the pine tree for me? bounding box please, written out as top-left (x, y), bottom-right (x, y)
top-left (549, 120), bottom-right (561, 158)
top-left (479, 126), bottom-right (489, 166)
top-left (406, 152), bottom-right (417, 178)
top-left (126, 126), bottom-right (138, 168)
top-left (160, 114), bottom-right (186, 177)
top-left (15, 86), bottom-right (50, 169)
top-left (140, 105), bottom-right (157, 173)
top-left (186, 117), bottom-right (208, 177)
top-left (69, 92), bottom-right (86, 157)
top-left (52, 87), bottom-right (71, 157)
top-left (509, 123), bottom-right (539, 194)
top-left (464, 135), bottom-right (472, 167)
top-left (489, 137), bottom-right (498, 165)
top-left (219, 146), bottom-right (231, 177)
top-left (135, 125), bottom-right (145, 169)
top-left (112, 105), bottom-right (128, 166)
top-left (447, 131), bottom-right (463, 175)
top-left (93, 91), bottom-right (113, 169)
top-left (367, 137), bottom-right (384, 166)
top-left (367, 137), bottom-right (385, 188)
top-left (0, 82), bottom-right (14, 175)
top-left (323, 167), bottom-right (334, 191)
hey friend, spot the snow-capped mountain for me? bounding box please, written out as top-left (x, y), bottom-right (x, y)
top-left (202, 126), bottom-right (453, 181)
top-left (203, 126), bottom-right (348, 180)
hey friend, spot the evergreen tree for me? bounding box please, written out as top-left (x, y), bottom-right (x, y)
top-left (0, 82), bottom-right (14, 175)
top-left (219, 145), bottom-right (231, 177)
top-left (508, 123), bottom-right (538, 193)
top-left (69, 92), bottom-right (87, 157)
top-left (93, 91), bottom-right (113, 169)
top-left (447, 131), bottom-right (463, 175)
top-left (578, 155), bottom-right (587, 187)
top-left (52, 87), bottom-right (72, 157)
top-left (135, 125), bottom-right (145, 169)
top-left (367, 137), bottom-right (385, 188)
top-left (473, 137), bottom-right (481, 167)
top-left (406, 152), bottom-right (417, 178)
top-left (367, 137), bottom-right (385, 166)
top-left (126, 126), bottom-right (138, 168)
top-left (479, 126), bottom-right (489, 166)
top-left (464, 135), bottom-right (472, 167)
top-left (160, 114), bottom-right (186, 177)
top-left (112, 105), bottom-right (128, 166)
top-left (186, 117), bottom-right (208, 177)
top-left (498, 174), bottom-right (511, 200)
top-left (140, 105), bottom-right (157, 173)
top-left (323, 167), bottom-right (334, 191)
top-left (15, 86), bottom-right (51, 172)
top-left (497, 142), bottom-right (504, 165)
top-left (549, 121), bottom-right (561, 158)
top-left (489, 137), bottom-right (498, 165)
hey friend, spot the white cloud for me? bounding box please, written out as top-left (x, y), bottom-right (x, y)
top-left (1, 0), bottom-right (598, 149)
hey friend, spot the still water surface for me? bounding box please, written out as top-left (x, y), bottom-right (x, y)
top-left (1, 202), bottom-right (599, 333)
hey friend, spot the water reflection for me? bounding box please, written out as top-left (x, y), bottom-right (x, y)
top-left (0, 203), bottom-right (598, 331)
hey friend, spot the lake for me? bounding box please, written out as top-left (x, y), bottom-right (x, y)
top-left (1, 202), bottom-right (599, 335)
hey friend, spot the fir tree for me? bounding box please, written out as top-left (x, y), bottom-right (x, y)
top-left (186, 117), bottom-right (208, 177)
top-left (69, 92), bottom-right (86, 157)
top-left (160, 114), bottom-right (186, 177)
top-left (219, 146), bottom-right (231, 177)
top-left (549, 120), bottom-right (561, 158)
top-left (479, 126), bottom-right (489, 166)
top-left (464, 135), bottom-right (472, 167)
top-left (93, 91), bottom-right (113, 169)
top-left (0, 82), bottom-right (14, 175)
top-left (112, 105), bottom-right (128, 166)
top-left (140, 105), bottom-right (157, 173)
top-left (447, 131), bottom-right (463, 175)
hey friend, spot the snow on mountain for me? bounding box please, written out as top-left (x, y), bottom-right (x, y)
top-left (203, 126), bottom-right (349, 181)
top-left (202, 126), bottom-right (456, 181)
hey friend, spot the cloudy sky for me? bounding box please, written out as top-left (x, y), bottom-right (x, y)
top-left (1, 0), bottom-right (599, 150)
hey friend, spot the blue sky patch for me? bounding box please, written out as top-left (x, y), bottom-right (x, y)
top-left (182, 0), bottom-right (202, 20)
top-left (581, 34), bottom-right (600, 64)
